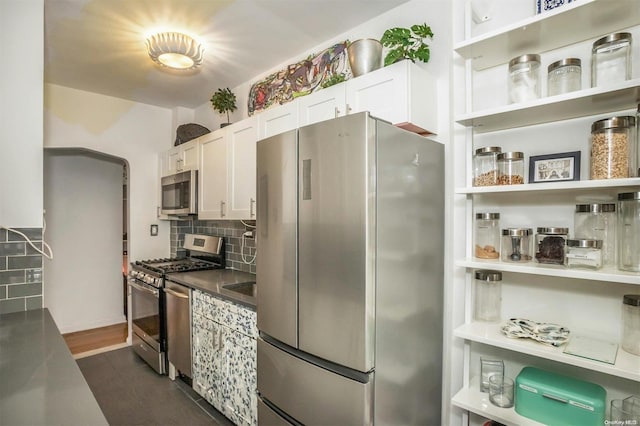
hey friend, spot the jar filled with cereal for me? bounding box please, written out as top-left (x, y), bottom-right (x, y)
top-left (590, 116), bottom-right (637, 179)
top-left (497, 152), bottom-right (525, 185)
top-left (473, 147), bottom-right (502, 186)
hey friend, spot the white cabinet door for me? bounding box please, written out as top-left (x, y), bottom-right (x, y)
top-left (180, 139), bottom-right (200, 171)
top-left (199, 130), bottom-right (228, 219)
top-left (346, 60), bottom-right (437, 135)
top-left (258, 101), bottom-right (299, 139)
top-left (161, 147), bottom-right (181, 176)
top-left (226, 117), bottom-right (258, 220)
top-left (297, 83), bottom-right (346, 127)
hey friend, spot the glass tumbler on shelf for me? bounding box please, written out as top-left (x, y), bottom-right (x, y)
top-left (547, 58), bottom-right (582, 96)
top-left (535, 227), bottom-right (568, 265)
top-left (501, 228), bottom-right (533, 262)
top-left (474, 270), bottom-right (502, 322)
top-left (591, 32), bottom-right (632, 88)
top-left (474, 213), bottom-right (500, 259)
top-left (497, 152), bottom-right (525, 185)
top-left (574, 203), bottom-right (616, 266)
top-left (617, 192), bottom-right (640, 272)
top-left (473, 146), bottom-right (501, 187)
top-left (590, 116), bottom-right (637, 180)
top-left (508, 54), bottom-right (541, 104)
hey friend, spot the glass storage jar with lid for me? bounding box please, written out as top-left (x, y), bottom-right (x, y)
top-left (617, 192), bottom-right (640, 272)
top-left (474, 270), bottom-right (502, 322)
top-left (508, 54), bottom-right (541, 104)
top-left (621, 294), bottom-right (640, 355)
top-left (590, 116), bottom-right (637, 179)
top-left (547, 58), bottom-right (582, 96)
top-left (473, 147), bottom-right (501, 187)
top-left (591, 32), bottom-right (632, 88)
top-left (535, 227), bottom-right (569, 265)
top-left (565, 239), bottom-right (603, 270)
top-left (501, 228), bottom-right (533, 263)
top-left (574, 203), bottom-right (616, 266)
top-left (497, 152), bottom-right (525, 185)
top-left (474, 213), bottom-right (500, 259)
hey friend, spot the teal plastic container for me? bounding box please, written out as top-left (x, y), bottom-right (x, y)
top-left (515, 367), bottom-right (606, 426)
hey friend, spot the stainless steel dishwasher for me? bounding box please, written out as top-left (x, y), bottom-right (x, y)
top-left (164, 280), bottom-right (191, 380)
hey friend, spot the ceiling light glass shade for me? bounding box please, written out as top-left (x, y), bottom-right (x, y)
top-left (146, 32), bottom-right (204, 70)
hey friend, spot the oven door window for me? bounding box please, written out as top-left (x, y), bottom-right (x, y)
top-left (162, 181), bottom-right (190, 211)
top-left (130, 280), bottom-right (161, 345)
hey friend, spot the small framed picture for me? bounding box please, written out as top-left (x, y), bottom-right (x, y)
top-left (529, 151), bottom-right (581, 183)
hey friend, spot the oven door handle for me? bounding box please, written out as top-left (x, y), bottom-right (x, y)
top-left (128, 280), bottom-right (159, 298)
top-left (164, 288), bottom-right (189, 299)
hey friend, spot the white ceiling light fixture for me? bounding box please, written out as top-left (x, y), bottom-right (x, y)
top-left (146, 32), bottom-right (204, 70)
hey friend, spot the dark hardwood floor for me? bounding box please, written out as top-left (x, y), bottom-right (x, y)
top-left (63, 322), bottom-right (128, 355)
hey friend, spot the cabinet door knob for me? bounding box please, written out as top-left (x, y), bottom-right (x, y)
top-left (220, 201), bottom-right (226, 217)
top-left (334, 107), bottom-right (340, 117)
top-left (346, 104), bottom-right (352, 113)
top-left (250, 198), bottom-right (256, 218)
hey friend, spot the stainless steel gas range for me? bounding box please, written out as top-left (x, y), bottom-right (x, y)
top-left (127, 234), bottom-right (225, 374)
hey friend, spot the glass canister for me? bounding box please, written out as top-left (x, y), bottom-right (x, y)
top-left (474, 270), bottom-right (502, 322)
top-left (621, 294), bottom-right (640, 355)
top-left (591, 32), bottom-right (632, 88)
top-left (547, 58), bottom-right (582, 96)
top-left (574, 203), bottom-right (617, 266)
top-left (618, 192), bottom-right (640, 272)
top-left (497, 152), bottom-right (525, 185)
top-left (535, 227), bottom-right (569, 265)
top-left (508, 54), bottom-right (541, 104)
top-left (475, 213), bottom-right (500, 259)
top-left (501, 228), bottom-right (533, 262)
top-left (590, 116), bottom-right (637, 180)
top-left (473, 147), bottom-right (502, 187)
top-left (565, 238), bottom-right (603, 270)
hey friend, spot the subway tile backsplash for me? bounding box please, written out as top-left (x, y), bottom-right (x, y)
top-left (171, 220), bottom-right (256, 274)
top-left (0, 228), bottom-right (44, 315)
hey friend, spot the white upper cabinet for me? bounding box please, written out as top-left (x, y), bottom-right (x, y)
top-left (345, 59), bottom-right (438, 135)
top-left (226, 117), bottom-right (259, 220)
top-left (297, 83), bottom-right (347, 128)
top-left (198, 129), bottom-right (227, 220)
top-left (258, 101), bottom-right (299, 140)
top-left (161, 139), bottom-right (200, 176)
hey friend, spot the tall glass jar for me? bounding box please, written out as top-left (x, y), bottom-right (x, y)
top-left (508, 54), bottom-right (541, 104)
top-left (501, 228), bottom-right (533, 263)
top-left (535, 227), bottom-right (569, 265)
top-left (590, 116), bottom-right (637, 179)
top-left (475, 213), bottom-right (500, 259)
top-left (618, 192), bottom-right (640, 272)
top-left (497, 152), bottom-right (525, 185)
top-left (474, 270), bottom-right (502, 322)
top-left (574, 203), bottom-right (617, 266)
top-left (621, 294), bottom-right (640, 355)
top-left (547, 58), bottom-right (582, 96)
top-left (591, 32), bottom-right (632, 88)
top-left (473, 147), bottom-right (501, 187)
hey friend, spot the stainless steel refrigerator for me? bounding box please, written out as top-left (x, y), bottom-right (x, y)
top-left (256, 112), bottom-right (444, 425)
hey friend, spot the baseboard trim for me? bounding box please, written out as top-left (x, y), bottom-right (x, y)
top-left (73, 342), bottom-right (130, 360)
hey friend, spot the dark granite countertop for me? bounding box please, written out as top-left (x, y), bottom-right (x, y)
top-left (165, 269), bottom-right (257, 310)
top-left (0, 308), bottom-right (108, 426)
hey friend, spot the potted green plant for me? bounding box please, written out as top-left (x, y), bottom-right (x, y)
top-left (210, 87), bottom-right (237, 127)
top-left (380, 23), bottom-right (434, 66)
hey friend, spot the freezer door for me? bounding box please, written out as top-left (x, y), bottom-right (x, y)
top-left (297, 112), bottom-right (375, 372)
top-left (256, 130), bottom-right (298, 348)
top-left (257, 337), bottom-right (373, 425)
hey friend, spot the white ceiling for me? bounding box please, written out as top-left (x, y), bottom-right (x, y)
top-left (44, 0), bottom-right (409, 109)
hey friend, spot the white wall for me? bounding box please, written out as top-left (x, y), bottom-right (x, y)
top-left (0, 0), bottom-right (43, 227)
top-left (43, 151), bottom-right (124, 333)
top-left (44, 84), bottom-right (172, 263)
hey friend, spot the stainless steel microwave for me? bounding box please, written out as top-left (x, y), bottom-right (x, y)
top-left (161, 170), bottom-right (197, 216)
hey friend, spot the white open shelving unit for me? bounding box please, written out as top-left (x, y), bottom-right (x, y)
top-left (448, 1), bottom-right (640, 425)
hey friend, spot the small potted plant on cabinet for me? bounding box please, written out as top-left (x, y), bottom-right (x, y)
top-left (210, 87), bottom-right (237, 128)
top-left (380, 23), bottom-right (434, 66)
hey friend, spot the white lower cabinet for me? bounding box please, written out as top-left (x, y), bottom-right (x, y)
top-left (192, 290), bottom-right (257, 426)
